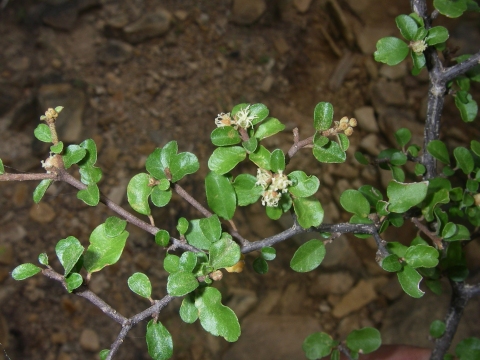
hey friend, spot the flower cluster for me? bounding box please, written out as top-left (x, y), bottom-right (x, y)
top-left (410, 39), bottom-right (427, 54)
top-left (322, 116), bottom-right (357, 137)
top-left (215, 105), bottom-right (257, 130)
top-left (256, 168), bottom-right (292, 207)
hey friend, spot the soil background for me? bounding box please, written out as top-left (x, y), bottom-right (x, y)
top-left (0, 0), bottom-right (480, 359)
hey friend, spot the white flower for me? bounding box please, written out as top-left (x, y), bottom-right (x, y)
top-left (261, 190), bottom-right (281, 207)
top-left (234, 105), bottom-right (257, 129)
top-left (410, 39), bottom-right (427, 54)
top-left (255, 168), bottom-right (272, 189)
top-left (270, 170), bottom-right (292, 193)
top-left (215, 112), bottom-right (233, 127)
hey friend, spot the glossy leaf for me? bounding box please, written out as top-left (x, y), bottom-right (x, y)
top-left (163, 254), bottom-right (180, 274)
top-left (254, 117), bottom-right (285, 140)
top-left (337, 133), bottom-right (349, 151)
top-left (127, 173), bottom-right (152, 215)
top-left (434, 0), bottom-right (468, 18)
top-left (288, 171), bottom-right (320, 198)
top-left (209, 236), bottom-right (241, 270)
top-left (381, 254), bottom-right (403, 272)
top-left (146, 148), bottom-right (167, 180)
top-left (270, 149), bottom-right (286, 172)
top-left (12, 263), bottom-right (41, 280)
top-left (313, 138), bottom-right (346, 163)
top-left (50, 141), bottom-right (63, 154)
top-left (34, 124), bottom-right (52, 143)
top-left (249, 145), bottom-right (271, 170)
top-left (0, 159), bottom-right (3, 174)
top-left (128, 272), bottom-right (152, 298)
top-left (104, 217), bottom-right (127, 237)
top-left (355, 151), bottom-right (369, 165)
top-left (195, 287), bottom-right (240, 342)
top-left (208, 146), bottom-right (246, 175)
top-left (455, 92), bottom-right (478, 122)
top-left (84, 223), bottom-right (129, 273)
top-left (394, 128), bottom-right (412, 147)
top-left (358, 185), bottom-right (383, 207)
top-left (397, 264), bottom-right (424, 298)
top-left (151, 187), bottom-right (172, 207)
top-left (155, 230), bottom-right (170, 247)
top-left (374, 37), bottom-right (409, 65)
top-left (38, 253), bottom-right (48, 266)
top-left (293, 197), bottom-right (324, 228)
top-left (65, 272), bottom-right (83, 292)
top-left (340, 189), bottom-right (370, 218)
top-left (211, 126), bottom-right (241, 146)
top-left (430, 320), bottom-right (446, 338)
top-left (146, 320), bottom-right (173, 360)
top-left (33, 179), bottom-right (53, 203)
top-left (167, 271), bottom-right (199, 296)
top-left (242, 136), bottom-right (258, 153)
top-left (77, 184), bottom-right (100, 206)
top-left (63, 145), bottom-right (87, 169)
top-left (425, 26), bottom-right (449, 45)
top-left (404, 245), bottom-right (439, 268)
top-left (387, 241), bottom-right (408, 258)
top-left (79, 165), bottom-right (102, 185)
top-left (180, 294), bottom-right (198, 324)
top-left (454, 147), bottom-right (474, 174)
top-left (169, 152), bottom-right (200, 182)
top-left (395, 15), bottom-right (418, 41)
top-left (177, 217), bottom-right (189, 235)
top-left (261, 247), bottom-right (276, 261)
top-left (314, 102), bottom-right (334, 131)
top-left (179, 251), bottom-right (197, 273)
top-left (55, 236), bottom-right (84, 276)
top-left (185, 220), bottom-right (212, 250)
top-left (232, 174), bottom-right (263, 206)
top-left (445, 224), bottom-right (470, 241)
top-left (290, 239), bottom-right (326, 272)
top-left (78, 139), bottom-right (99, 166)
top-left (471, 140), bottom-right (480, 157)
top-left (253, 257), bottom-right (269, 274)
top-left (455, 337), bottom-right (480, 360)
top-left (346, 327), bottom-right (381, 354)
top-left (303, 332), bottom-right (335, 360)
top-left (205, 172), bottom-right (236, 220)
top-left (249, 103), bottom-right (269, 125)
top-left (387, 180), bottom-right (428, 213)
top-left (199, 215), bottom-right (222, 243)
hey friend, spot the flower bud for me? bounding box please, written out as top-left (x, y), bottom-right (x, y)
top-left (344, 127), bottom-right (354, 136)
top-left (349, 118), bottom-right (357, 127)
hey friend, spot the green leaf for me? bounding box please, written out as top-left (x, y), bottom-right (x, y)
top-left (346, 327), bottom-right (381, 354)
top-left (253, 257), bottom-right (269, 274)
top-left (394, 128), bottom-right (412, 147)
top-left (127, 173), bottom-right (152, 215)
top-left (185, 220), bottom-right (212, 250)
top-left (387, 241), bottom-right (408, 258)
top-left (77, 184), bottom-right (100, 206)
top-left (34, 124), bottom-right (52, 142)
top-left (146, 148), bottom-right (167, 180)
top-left (163, 254), bottom-right (180, 274)
top-left (79, 165), bottom-right (103, 185)
top-left (411, 51), bottom-right (426, 73)
top-left (211, 126), bottom-right (241, 146)
top-left (290, 239), bottom-right (326, 272)
top-left (395, 14), bottom-right (419, 41)
top-left (381, 254), bottom-right (403, 272)
top-left (442, 222), bottom-right (457, 239)
top-left (84, 223), bottom-right (129, 273)
top-left (288, 171), bottom-right (320, 198)
top-left (249, 145), bottom-right (271, 170)
top-left (249, 103), bottom-right (269, 125)
top-left (355, 151), bottom-right (369, 165)
top-left (167, 271), bottom-right (199, 296)
top-left (104, 217), bottom-right (127, 237)
top-left (128, 272), bottom-right (152, 298)
top-left (180, 294), bottom-right (198, 323)
top-left (430, 320), bottom-right (446, 338)
top-left (404, 245), bottom-right (439, 268)
top-left (155, 230), bottom-right (170, 247)
top-left (415, 163), bottom-right (426, 176)
top-left (146, 320), bottom-right (173, 360)
top-left (195, 287), bottom-right (240, 342)
top-left (455, 92), bottom-right (478, 122)
top-left (455, 337), bottom-right (480, 360)
top-left (232, 174), bottom-right (263, 206)
top-left (55, 236), bottom-right (84, 276)
top-left (205, 172), bottom-right (236, 220)
top-left (445, 224), bottom-right (470, 241)
top-left (50, 141), bottom-right (64, 154)
top-left (33, 179), bottom-right (53, 203)
top-left (434, 0), bottom-right (468, 18)
top-left (454, 147), bottom-right (474, 174)
top-left (177, 217), bottom-right (189, 235)
top-left (199, 215), bottom-right (222, 243)
top-left (293, 197), bottom-right (324, 228)
top-left (314, 102), bottom-right (334, 131)
top-left (38, 253), bottom-right (48, 266)
top-left (78, 139), bottom-right (99, 167)
top-left (387, 180), bottom-right (428, 213)
top-left (261, 247), bottom-right (276, 261)
top-left (397, 264), bottom-right (424, 298)
top-left (12, 263), bottom-right (41, 280)
top-left (63, 145), bottom-right (87, 169)
top-left (254, 117), bottom-right (285, 140)
top-left (340, 189), bottom-right (370, 218)
top-left (169, 152), bottom-right (200, 182)
top-left (242, 136), bottom-right (258, 153)
top-left (0, 159), bottom-right (4, 174)
top-left (472, 140), bottom-right (480, 157)
top-left (337, 133), bottom-right (350, 151)
top-left (99, 350), bottom-right (110, 360)
top-left (208, 146), bottom-right (246, 175)
top-left (65, 272), bottom-right (83, 292)
top-left (425, 26), bottom-right (449, 45)
top-left (303, 332), bottom-right (335, 360)
top-left (374, 37), bottom-right (409, 65)
top-left (209, 236), bottom-right (241, 269)
top-left (358, 185), bottom-right (383, 207)
top-left (179, 251), bottom-right (197, 273)
top-left (151, 187), bottom-right (172, 207)
top-left (270, 149), bottom-right (286, 172)
top-left (313, 138), bottom-right (346, 163)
